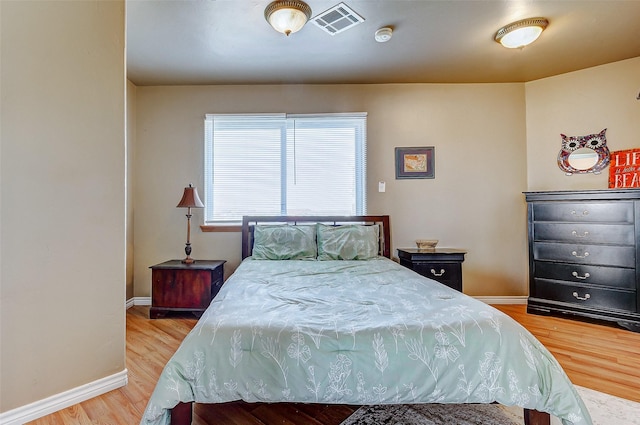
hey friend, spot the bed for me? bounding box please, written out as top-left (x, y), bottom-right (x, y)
top-left (141, 215), bottom-right (592, 425)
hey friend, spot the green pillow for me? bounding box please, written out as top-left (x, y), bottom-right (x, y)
top-left (317, 224), bottom-right (379, 260)
top-left (252, 225), bottom-right (317, 260)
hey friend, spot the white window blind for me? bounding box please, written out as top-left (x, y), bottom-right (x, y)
top-left (204, 113), bottom-right (367, 224)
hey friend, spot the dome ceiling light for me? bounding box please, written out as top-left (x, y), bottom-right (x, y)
top-left (494, 17), bottom-right (549, 48)
top-left (264, 0), bottom-right (312, 36)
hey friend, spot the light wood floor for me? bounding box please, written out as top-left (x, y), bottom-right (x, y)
top-left (28, 304), bottom-right (640, 424)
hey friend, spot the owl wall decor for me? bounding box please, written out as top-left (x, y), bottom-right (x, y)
top-left (557, 128), bottom-right (610, 175)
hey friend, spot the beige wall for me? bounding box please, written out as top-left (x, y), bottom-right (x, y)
top-left (134, 83), bottom-right (528, 297)
top-left (525, 57), bottom-right (640, 190)
top-left (133, 58), bottom-right (639, 300)
top-left (0, 0), bottom-right (126, 413)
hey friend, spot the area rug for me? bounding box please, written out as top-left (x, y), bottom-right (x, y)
top-left (340, 386), bottom-right (640, 425)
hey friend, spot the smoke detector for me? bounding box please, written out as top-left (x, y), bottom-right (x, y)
top-left (374, 27), bottom-right (393, 43)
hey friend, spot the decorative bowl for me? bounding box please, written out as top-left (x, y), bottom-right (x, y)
top-left (416, 239), bottom-right (438, 250)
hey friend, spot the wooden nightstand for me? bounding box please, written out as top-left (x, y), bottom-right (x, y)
top-left (150, 260), bottom-right (226, 319)
top-left (397, 248), bottom-right (466, 292)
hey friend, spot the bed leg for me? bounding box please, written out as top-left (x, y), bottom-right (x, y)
top-left (170, 402), bottom-right (193, 425)
top-left (523, 408), bottom-right (550, 425)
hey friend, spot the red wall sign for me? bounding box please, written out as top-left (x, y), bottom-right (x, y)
top-left (609, 149), bottom-right (640, 188)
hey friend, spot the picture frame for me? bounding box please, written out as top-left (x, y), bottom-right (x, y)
top-left (609, 149), bottom-right (640, 188)
top-left (395, 146), bottom-right (435, 179)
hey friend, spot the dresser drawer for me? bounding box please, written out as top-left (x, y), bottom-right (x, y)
top-left (533, 222), bottom-right (634, 245)
top-left (532, 201), bottom-right (634, 223)
top-left (533, 242), bottom-right (635, 268)
top-left (534, 279), bottom-right (636, 312)
top-left (534, 261), bottom-right (636, 290)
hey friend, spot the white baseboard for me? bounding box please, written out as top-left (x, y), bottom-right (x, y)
top-left (126, 296), bottom-right (151, 309)
top-left (0, 369), bottom-right (128, 425)
top-left (474, 295), bottom-right (528, 305)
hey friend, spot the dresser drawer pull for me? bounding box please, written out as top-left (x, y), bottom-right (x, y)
top-left (571, 271), bottom-right (590, 280)
top-left (430, 268), bottom-right (445, 277)
top-left (571, 210), bottom-right (589, 216)
top-left (571, 251), bottom-right (589, 258)
top-left (572, 291), bottom-right (591, 301)
top-left (571, 230), bottom-right (589, 238)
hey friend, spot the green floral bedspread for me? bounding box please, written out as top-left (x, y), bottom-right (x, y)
top-left (141, 257), bottom-right (592, 425)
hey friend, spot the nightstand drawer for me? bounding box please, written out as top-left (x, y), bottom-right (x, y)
top-left (533, 242), bottom-right (635, 267)
top-left (534, 261), bottom-right (635, 290)
top-left (535, 279), bottom-right (636, 312)
top-left (152, 269), bottom-right (211, 309)
top-left (409, 263), bottom-right (461, 286)
top-left (397, 248), bottom-right (466, 292)
top-left (532, 201), bottom-right (633, 223)
top-left (211, 266), bottom-right (224, 296)
top-left (150, 260), bottom-right (226, 319)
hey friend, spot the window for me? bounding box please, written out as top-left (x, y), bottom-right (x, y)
top-left (204, 113), bottom-right (367, 224)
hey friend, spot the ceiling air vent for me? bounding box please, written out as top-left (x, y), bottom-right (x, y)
top-left (311, 2), bottom-right (365, 35)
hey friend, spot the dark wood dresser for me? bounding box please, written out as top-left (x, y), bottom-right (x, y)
top-left (150, 260), bottom-right (225, 319)
top-left (525, 189), bottom-right (640, 332)
top-left (397, 248), bottom-right (466, 292)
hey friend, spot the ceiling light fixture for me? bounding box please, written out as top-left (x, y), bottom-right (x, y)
top-left (494, 17), bottom-right (549, 48)
top-left (264, 0), bottom-right (312, 36)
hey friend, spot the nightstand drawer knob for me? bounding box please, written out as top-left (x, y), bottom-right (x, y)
top-left (572, 291), bottom-right (591, 301)
top-left (430, 268), bottom-right (445, 277)
top-left (571, 250), bottom-right (589, 258)
top-left (571, 271), bottom-right (590, 280)
top-left (571, 230), bottom-right (589, 238)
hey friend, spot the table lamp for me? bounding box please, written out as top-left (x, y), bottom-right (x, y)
top-left (176, 183), bottom-right (204, 264)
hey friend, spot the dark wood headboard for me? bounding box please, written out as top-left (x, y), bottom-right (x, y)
top-left (241, 215), bottom-right (391, 260)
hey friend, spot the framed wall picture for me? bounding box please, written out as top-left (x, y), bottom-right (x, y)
top-left (395, 146), bottom-right (435, 179)
top-left (609, 149), bottom-right (640, 188)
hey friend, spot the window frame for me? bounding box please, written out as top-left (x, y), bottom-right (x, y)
top-left (202, 113), bottom-right (367, 228)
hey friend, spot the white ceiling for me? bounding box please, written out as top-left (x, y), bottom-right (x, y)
top-left (126, 0), bottom-right (640, 86)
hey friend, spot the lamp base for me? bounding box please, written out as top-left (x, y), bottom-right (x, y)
top-left (182, 242), bottom-right (195, 264)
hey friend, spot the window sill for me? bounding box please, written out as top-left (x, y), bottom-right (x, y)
top-left (200, 224), bottom-right (241, 232)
